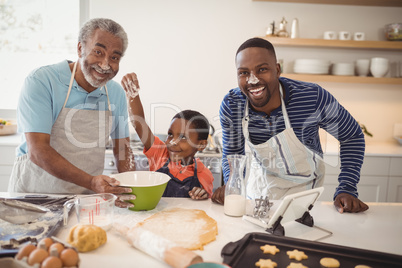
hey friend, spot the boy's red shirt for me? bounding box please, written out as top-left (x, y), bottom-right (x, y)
top-left (143, 136), bottom-right (214, 197)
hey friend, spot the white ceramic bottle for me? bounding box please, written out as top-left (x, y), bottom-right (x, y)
top-left (291, 18), bottom-right (299, 39)
top-left (224, 155), bottom-right (247, 217)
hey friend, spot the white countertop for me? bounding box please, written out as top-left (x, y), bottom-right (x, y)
top-left (1, 193), bottom-right (401, 268)
top-left (0, 133), bottom-right (21, 147)
top-left (324, 140), bottom-right (402, 157)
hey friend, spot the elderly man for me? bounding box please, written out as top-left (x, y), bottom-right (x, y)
top-left (212, 37), bottom-right (369, 213)
top-left (9, 18), bottom-right (135, 208)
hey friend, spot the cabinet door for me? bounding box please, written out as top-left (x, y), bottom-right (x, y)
top-left (388, 157), bottom-right (402, 202)
top-left (0, 165), bottom-right (12, 192)
top-left (387, 176), bottom-right (402, 202)
top-left (320, 174), bottom-right (388, 202)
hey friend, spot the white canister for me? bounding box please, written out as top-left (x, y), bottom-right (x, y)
top-left (339, 31), bottom-right (351, 40)
top-left (353, 32), bottom-right (365, 41)
top-left (291, 18), bottom-right (299, 39)
top-left (323, 31), bottom-right (336, 40)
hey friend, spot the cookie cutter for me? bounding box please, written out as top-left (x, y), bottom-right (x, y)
top-left (243, 196), bottom-right (273, 229)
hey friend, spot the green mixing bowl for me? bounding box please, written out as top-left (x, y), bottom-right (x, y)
top-left (110, 171), bottom-right (170, 211)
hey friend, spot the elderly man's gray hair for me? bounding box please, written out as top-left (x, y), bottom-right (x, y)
top-left (79, 18), bottom-right (128, 56)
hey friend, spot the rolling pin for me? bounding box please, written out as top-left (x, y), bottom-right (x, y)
top-left (114, 224), bottom-right (203, 268)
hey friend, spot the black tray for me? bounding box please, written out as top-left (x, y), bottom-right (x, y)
top-left (221, 232), bottom-right (402, 268)
top-left (0, 197), bottom-right (73, 258)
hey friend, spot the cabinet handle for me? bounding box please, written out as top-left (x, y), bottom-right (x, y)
top-left (109, 161), bottom-right (115, 167)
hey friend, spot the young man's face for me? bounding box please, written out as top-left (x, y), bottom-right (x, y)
top-left (78, 29), bottom-right (123, 90)
top-left (236, 47), bottom-right (281, 111)
top-left (165, 118), bottom-right (206, 165)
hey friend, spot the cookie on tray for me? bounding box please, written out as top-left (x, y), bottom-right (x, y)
top-left (260, 244), bottom-right (280, 255)
top-left (320, 257), bottom-right (340, 268)
top-left (287, 263), bottom-right (308, 268)
top-left (287, 249), bottom-right (308, 261)
top-left (255, 258), bottom-right (277, 268)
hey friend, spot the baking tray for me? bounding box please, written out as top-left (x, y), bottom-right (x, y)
top-left (0, 196), bottom-right (73, 258)
top-left (221, 232), bottom-right (402, 268)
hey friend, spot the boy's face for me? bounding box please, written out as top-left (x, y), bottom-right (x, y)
top-left (165, 118), bottom-right (207, 164)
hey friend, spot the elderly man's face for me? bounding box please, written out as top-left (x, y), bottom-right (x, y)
top-left (236, 47), bottom-right (281, 111)
top-left (78, 29), bottom-right (123, 90)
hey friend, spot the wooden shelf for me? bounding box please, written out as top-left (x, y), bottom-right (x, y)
top-left (282, 73), bottom-right (402, 85)
top-left (252, 0), bottom-right (402, 7)
top-left (262, 37), bottom-right (402, 50)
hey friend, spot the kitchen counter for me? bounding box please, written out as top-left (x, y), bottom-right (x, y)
top-left (0, 133), bottom-right (21, 147)
top-left (324, 140), bottom-right (402, 157)
top-left (0, 192), bottom-right (401, 267)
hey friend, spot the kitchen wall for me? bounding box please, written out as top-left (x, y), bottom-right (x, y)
top-left (89, 0), bottom-right (402, 143)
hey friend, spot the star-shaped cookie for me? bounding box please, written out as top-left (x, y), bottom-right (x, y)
top-left (287, 249), bottom-right (308, 261)
top-left (260, 244), bottom-right (280, 255)
top-left (255, 258), bottom-right (278, 268)
top-left (287, 262), bottom-right (308, 268)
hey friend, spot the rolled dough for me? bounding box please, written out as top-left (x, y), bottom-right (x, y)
top-left (136, 207), bottom-right (218, 250)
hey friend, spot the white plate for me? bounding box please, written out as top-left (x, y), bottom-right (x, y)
top-left (294, 67), bottom-right (329, 74)
top-left (294, 59), bottom-right (330, 66)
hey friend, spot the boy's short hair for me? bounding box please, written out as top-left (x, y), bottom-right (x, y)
top-left (236, 37), bottom-right (277, 60)
top-left (172, 110), bottom-right (209, 140)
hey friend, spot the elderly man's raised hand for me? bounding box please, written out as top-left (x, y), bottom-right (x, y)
top-left (334, 193), bottom-right (369, 213)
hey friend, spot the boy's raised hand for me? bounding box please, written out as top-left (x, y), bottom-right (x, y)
top-left (189, 187), bottom-right (208, 200)
top-left (121, 73), bottom-right (140, 98)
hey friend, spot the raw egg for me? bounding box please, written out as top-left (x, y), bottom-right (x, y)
top-left (28, 248), bottom-right (49, 265)
top-left (16, 243), bottom-right (36, 260)
top-left (60, 248), bottom-right (79, 267)
top-left (41, 256), bottom-right (63, 268)
top-left (39, 237), bottom-right (54, 250)
top-left (49, 242), bottom-right (65, 255)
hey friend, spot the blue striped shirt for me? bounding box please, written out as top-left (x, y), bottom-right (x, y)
top-left (220, 77), bottom-right (365, 199)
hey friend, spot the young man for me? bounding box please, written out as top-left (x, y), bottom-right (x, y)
top-left (9, 18), bottom-right (134, 208)
top-left (212, 37), bottom-right (368, 213)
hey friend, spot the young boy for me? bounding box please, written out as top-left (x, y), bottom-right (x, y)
top-left (121, 73), bottom-right (214, 200)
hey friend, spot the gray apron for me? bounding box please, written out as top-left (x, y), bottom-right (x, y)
top-left (243, 84), bottom-right (325, 200)
top-left (9, 62), bottom-right (112, 194)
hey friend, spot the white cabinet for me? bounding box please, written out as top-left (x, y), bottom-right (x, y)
top-left (321, 154), bottom-right (402, 202)
top-left (0, 145), bottom-right (17, 192)
top-left (387, 157), bottom-right (402, 202)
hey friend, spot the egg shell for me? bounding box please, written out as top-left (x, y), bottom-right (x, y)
top-left (16, 243), bottom-right (37, 260)
top-left (39, 237), bottom-right (54, 250)
top-left (60, 248), bottom-right (79, 267)
top-left (28, 248), bottom-right (49, 265)
top-left (49, 243), bottom-right (65, 255)
top-left (41, 256), bottom-right (63, 268)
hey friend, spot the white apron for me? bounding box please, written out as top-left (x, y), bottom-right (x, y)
top-left (9, 62), bottom-right (112, 194)
top-left (244, 84), bottom-right (325, 200)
